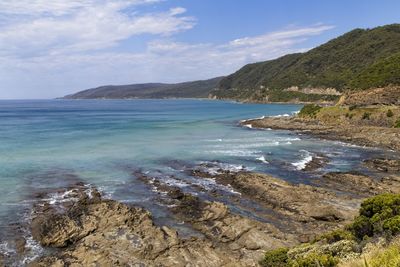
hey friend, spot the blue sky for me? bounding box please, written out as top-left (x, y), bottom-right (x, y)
top-left (0, 0), bottom-right (399, 99)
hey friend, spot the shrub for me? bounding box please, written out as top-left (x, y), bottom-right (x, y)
top-left (290, 252), bottom-right (338, 267)
top-left (349, 194), bottom-right (400, 239)
top-left (382, 215), bottom-right (400, 235)
top-left (259, 248), bottom-right (289, 267)
top-left (314, 229), bottom-right (355, 244)
top-left (349, 215), bottom-right (374, 239)
top-left (387, 109), bottom-right (394, 117)
top-left (362, 112), bottom-right (371, 120)
top-left (299, 104), bottom-right (322, 118)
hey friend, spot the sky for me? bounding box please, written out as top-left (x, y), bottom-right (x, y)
top-left (0, 0), bottom-right (399, 99)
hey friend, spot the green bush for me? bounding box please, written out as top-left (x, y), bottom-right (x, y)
top-left (387, 109), bottom-right (394, 117)
top-left (299, 104), bottom-right (322, 118)
top-left (259, 248), bottom-right (289, 267)
top-left (394, 118), bottom-right (400, 128)
top-left (260, 248), bottom-right (339, 267)
top-left (350, 194), bottom-right (400, 239)
top-left (362, 112), bottom-right (371, 120)
top-left (349, 215), bottom-right (374, 239)
top-left (314, 229), bottom-right (355, 244)
top-left (382, 215), bottom-right (400, 235)
top-left (290, 252), bottom-right (338, 267)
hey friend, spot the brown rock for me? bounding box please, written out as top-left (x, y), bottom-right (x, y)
top-left (320, 171), bottom-right (400, 196)
top-left (0, 253), bottom-right (4, 267)
top-left (364, 158), bottom-right (400, 173)
top-left (29, 186), bottom-right (253, 266)
top-left (14, 236), bottom-right (26, 255)
top-left (136, 173), bottom-right (296, 264)
top-left (190, 167), bottom-right (362, 240)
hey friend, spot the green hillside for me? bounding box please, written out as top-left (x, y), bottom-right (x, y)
top-left (211, 24), bottom-right (400, 102)
top-left (350, 51), bottom-right (400, 89)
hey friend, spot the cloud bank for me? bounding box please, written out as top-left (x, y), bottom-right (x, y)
top-left (0, 0), bottom-right (333, 98)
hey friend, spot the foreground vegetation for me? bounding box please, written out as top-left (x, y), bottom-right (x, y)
top-left (260, 194), bottom-right (400, 267)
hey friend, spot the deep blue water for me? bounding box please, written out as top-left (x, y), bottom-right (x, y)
top-left (0, 99), bottom-right (397, 262)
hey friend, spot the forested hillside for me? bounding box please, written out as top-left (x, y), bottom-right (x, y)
top-left (211, 24), bottom-right (400, 102)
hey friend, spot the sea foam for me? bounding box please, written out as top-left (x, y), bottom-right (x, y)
top-left (291, 150), bottom-right (313, 170)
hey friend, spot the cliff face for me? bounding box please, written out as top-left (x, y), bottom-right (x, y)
top-left (210, 24), bottom-right (400, 102)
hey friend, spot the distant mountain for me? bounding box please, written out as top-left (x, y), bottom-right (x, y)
top-left (63, 77), bottom-right (223, 99)
top-left (64, 24), bottom-right (400, 103)
top-left (210, 24), bottom-right (400, 102)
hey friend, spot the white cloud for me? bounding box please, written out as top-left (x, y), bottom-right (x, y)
top-left (229, 25), bottom-right (334, 47)
top-left (0, 0), bottom-right (194, 57)
top-left (0, 0), bottom-right (159, 15)
top-left (0, 0), bottom-right (334, 99)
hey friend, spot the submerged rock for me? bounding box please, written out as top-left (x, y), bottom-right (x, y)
top-left (303, 153), bottom-right (329, 172)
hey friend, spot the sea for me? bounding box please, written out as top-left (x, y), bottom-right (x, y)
top-left (0, 99), bottom-right (398, 264)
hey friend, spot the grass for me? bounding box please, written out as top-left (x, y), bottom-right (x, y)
top-left (339, 237), bottom-right (400, 267)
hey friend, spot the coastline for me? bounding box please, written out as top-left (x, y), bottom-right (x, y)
top-left (2, 102), bottom-right (400, 266)
top-left (16, 157), bottom-right (400, 266)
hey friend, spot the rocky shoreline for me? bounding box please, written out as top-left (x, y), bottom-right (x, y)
top-left (2, 105), bottom-right (400, 266)
top-left (243, 116), bottom-right (400, 151)
top-left (0, 155), bottom-right (396, 266)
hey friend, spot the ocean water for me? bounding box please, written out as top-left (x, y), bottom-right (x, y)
top-left (0, 99), bottom-right (397, 262)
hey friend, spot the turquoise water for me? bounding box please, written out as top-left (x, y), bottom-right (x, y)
top-left (0, 99), bottom-right (397, 259)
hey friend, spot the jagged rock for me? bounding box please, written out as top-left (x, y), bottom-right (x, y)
top-left (29, 186), bottom-right (259, 266)
top-left (321, 171), bottom-right (400, 195)
top-left (321, 172), bottom-right (379, 196)
top-left (136, 173), bottom-right (296, 264)
top-left (364, 158), bottom-right (400, 173)
top-left (193, 170), bottom-right (355, 222)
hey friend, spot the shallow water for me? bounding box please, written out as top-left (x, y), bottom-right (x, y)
top-left (0, 99), bottom-right (398, 262)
